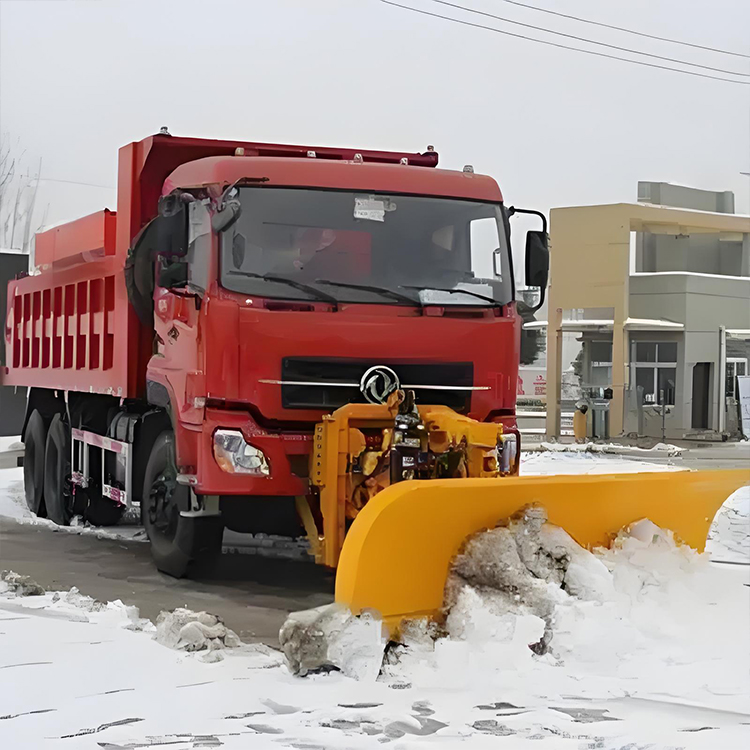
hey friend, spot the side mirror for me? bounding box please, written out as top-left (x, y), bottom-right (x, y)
top-left (212, 199), bottom-right (242, 233)
top-left (525, 230), bottom-right (549, 292)
top-left (157, 195), bottom-right (189, 259)
top-left (508, 207), bottom-right (549, 313)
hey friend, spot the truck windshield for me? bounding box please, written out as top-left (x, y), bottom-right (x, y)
top-left (220, 187), bottom-right (513, 306)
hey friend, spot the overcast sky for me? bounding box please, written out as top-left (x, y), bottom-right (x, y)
top-left (1, 0), bottom-right (748, 253)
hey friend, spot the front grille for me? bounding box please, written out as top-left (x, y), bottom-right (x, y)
top-left (280, 358), bottom-right (474, 412)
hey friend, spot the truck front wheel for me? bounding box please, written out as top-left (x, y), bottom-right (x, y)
top-left (142, 431), bottom-right (223, 578)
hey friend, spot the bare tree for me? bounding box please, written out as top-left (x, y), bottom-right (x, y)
top-left (0, 135), bottom-right (43, 252)
top-left (0, 137), bottom-right (19, 237)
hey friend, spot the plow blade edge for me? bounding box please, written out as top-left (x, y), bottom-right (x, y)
top-left (334, 469), bottom-right (748, 633)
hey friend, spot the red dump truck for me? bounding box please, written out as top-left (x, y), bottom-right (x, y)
top-left (4, 132), bottom-right (549, 578)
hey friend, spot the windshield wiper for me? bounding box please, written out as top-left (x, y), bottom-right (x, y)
top-left (227, 271), bottom-right (338, 305)
top-left (314, 279), bottom-right (419, 306)
top-left (400, 285), bottom-right (499, 305)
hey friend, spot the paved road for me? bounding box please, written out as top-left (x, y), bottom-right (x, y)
top-left (0, 520), bottom-right (333, 644)
top-left (628, 442), bottom-right (750, 471)
top-left (672, 442), bottom-right (750, 470)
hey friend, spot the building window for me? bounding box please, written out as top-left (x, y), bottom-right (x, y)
top-left (726, 358), bottom-right (747, 399)
top-left (633, 341), bottom-right (677, 405)
top-left (588, 340), bottom-right (612, 387)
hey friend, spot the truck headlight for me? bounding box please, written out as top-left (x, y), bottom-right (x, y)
top-left (213, 430), bottom-right (270, 475)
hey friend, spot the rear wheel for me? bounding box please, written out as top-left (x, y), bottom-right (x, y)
top-left (23, 410), bottom-right (48, 517)
top-left (44, 414), bottom-right (72, 526)
top-left (142, 431), bottom-right (223, 578)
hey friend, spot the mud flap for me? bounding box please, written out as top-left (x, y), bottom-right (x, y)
top-left (334, 469), bottom-right (748, 635)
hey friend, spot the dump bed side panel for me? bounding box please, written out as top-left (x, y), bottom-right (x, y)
top-left (2, 137), bottom-right (162, 399)
top-left (35, 210), bottom-right (117, 269)
top-left (3, 254), bottom-right (138, 397)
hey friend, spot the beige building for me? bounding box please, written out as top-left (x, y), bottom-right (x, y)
top-left (544, 186), bottom-right (750, 440)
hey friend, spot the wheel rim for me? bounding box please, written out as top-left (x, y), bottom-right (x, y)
top-left (148, 468), bottom-right (180, 539)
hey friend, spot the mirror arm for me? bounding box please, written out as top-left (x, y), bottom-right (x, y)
top-left (529, 284), bottom-right (546, 314)
top-left (169, 285), bottom-right (203, 310)
top-left (507, 206), bottom-right (548, 234)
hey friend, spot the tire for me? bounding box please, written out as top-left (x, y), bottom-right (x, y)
top-left (23, 410), bottom-right (48, 517)
top-left (142, 431), bottom-right (224, 578)
top-left (44, 414), bottom-right (72, 526)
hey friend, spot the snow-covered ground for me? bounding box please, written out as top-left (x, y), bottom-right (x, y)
top-left (527, 441), bottom-right (684, 457)
top-left (0, 435), bottom-right (23, 453)
top-left (0, 452), bottom-right (748, 749)
top-left (520, 449), bottom-right (682, 476)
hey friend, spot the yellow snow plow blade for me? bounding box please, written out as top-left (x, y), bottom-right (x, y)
top-left (335, 469), bottom-right (748, 634)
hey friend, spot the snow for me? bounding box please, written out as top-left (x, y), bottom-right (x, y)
top-left (1, 554), bottom-right (748, 748)
top-left (431, 517), bottom-right (749, 713)
top-left (280, 603), bottom-right (386, 681)
top-left (0, 435), bottom-right (23, 452)
top-left (520, 449), bottom-right (683, 475)
top-left (706, 485), bottom-right (750, 564)
top-left (527, 440), bottom-right (684, 457)
top-left (0, 451), bottom-right (748, 748)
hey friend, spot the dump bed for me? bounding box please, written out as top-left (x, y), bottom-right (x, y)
top-left (4, 211), bottom-right (137, 396)
top-left (3, 133), bottom-right (439, 399)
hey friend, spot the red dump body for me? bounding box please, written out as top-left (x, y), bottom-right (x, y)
top-left (6, 209), bottom-right (134, 395)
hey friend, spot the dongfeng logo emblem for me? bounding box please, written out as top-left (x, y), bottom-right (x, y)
top-left (360, 365), bottom-right (400, 405)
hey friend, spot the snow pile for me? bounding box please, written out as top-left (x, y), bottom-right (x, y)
top-left (0, 435), bottom-right (23, 452)
top-left (155, 607), bottom-right (242, 660)
top-left (50, 586), bottom-right (107, 612)
top-left (0, 577), bottom-right (151, 631)
top-left (443, 506), bottom-right (613, 654)
top-left (0, 569), bottom-right (45, 596)
top-left (280, 603), bottom-right (386, 681)
top-left (531, 440), bottom-right (683, 456)
top-left (390, 509), bottom-right (750, 717)
top-left (706, 485), bottom-right (750, 563)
